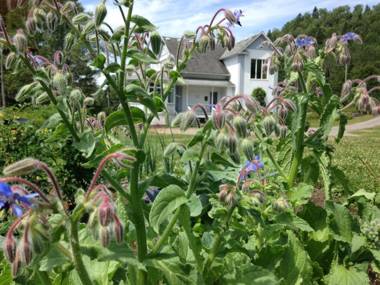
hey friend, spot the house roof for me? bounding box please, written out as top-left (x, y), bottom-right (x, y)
top-left (164, 37), bottom-right (230, 81)
top-left (163, 33), bottom-right (278, 80)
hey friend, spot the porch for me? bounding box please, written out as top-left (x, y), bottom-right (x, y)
top-left (166, 79), bottom-right (235, 120)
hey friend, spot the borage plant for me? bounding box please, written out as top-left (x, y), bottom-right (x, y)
top-left (1, 0), bottom-right (380, 284)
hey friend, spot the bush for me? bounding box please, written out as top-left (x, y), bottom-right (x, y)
top-left (251, 87), bottom-right (267, 106)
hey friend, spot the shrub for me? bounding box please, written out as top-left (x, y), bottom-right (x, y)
top-left (251, 87), bottom-right (267, 106)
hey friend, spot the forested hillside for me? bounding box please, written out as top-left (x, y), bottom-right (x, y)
top-left (268, 4), bottom-right (380, 95)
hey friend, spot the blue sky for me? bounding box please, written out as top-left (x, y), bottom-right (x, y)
top-left (81, 0), bottom-right (379, 40)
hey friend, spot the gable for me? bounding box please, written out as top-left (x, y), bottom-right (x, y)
top-left (246, 34), bottom-right (273, 52)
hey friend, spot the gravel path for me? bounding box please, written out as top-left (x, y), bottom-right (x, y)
top-left (151, 116), bottom-right (380, 136)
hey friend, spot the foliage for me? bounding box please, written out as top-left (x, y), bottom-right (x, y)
top-left (268, 4), bottom-right (380, 97)
top-left (0, 1), bottom-right (379, 284)
top-left (251, 87), bottom-right (267, 106)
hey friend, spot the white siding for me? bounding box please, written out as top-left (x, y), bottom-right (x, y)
top-left (222, 35), bottom-right (278, 103)
top-left (223, 56), bottom-right (240, 93)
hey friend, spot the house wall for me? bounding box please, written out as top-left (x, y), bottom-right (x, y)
top-left (223, 34), bottom-right (278, 103)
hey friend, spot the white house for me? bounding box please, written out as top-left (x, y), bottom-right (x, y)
top-left (154, 32), bottom-right (280, 124)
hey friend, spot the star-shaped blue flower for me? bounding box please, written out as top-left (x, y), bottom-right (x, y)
top-left (144, 188), bottom-right (161, 204)
top-left (0, 183), bottom-right (38, 217)
top-left (295, 36), bottom-right (315, 48)
top-left (340, 32), bottom-right (361, 43)
top-left (239, 156), bottom-right (264, 181)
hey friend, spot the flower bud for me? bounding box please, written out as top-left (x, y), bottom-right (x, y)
top-left (53, 72), bottom-right (67, 94)
top-left (13, 29), bottom-right (27, 53)
top-left (198, 34), bottom-right (210, 52)
top-left (163, 142), bottom-right (178, 157)
top-left (338, 46), bottom-right (351, 65)
top-left (241, 138), bottom-right (255, 161)
top-left (275, 124), bottom-right (288, 139)
top-left (53, 50), bottom-right (64, 66)
top-left (25, 17), bottom-right (37, 34)
top-left (273, 197), bottom-right (290, 211)
top-left (225, 191), bottom-right (237, 207)
top-left (232, 116), bottom-right (247, 138)
top-left (180, 110), bottom-right (197, 131)
top-left (211, 104), bottom-right (225, 129)
top-left (244, 96), bottom-right (260, 114)
top-left (218, 184), bottom-right (229, 203)
top-left (3, 234), bottom-right (17, 263)
top-left (64, 33), bottom-right (75, 50)
top-left (95, 3), bottom-right (107, 27)
top-left (84, 97), bottom-right (95, 107)
top-left (262, 115), bottom-right (276, 136)
top-left (36, 92), bottom-right (50, 105)
top-left (3, 158), bottom-right (38, 176)
top-left (250, 190), bottom-right (265, 206)
top-left (19, 235), bottom-right (33, 265)
top-left (215, 131), bottom-right (229, 150)
top-left (224, 10), bottom-right (237, 25)
top-left (98, 202), bottom-right (114, 227)
top-left (72, 13), bottom-right (91, 25)
top-left (100, 226), bottom-right (110, 247)
top-left (11, 254), bottom-right (21, 277)
top-left (5, 52), bottom-right (16, 70)
top-left (292, 52), bottom-right (303, 72)
top-left (150, 31), bottom-right (162, 55)
top-left (82, 20), bottom-right (96, 35)
top-left (61, 1), bottom-right (76, 15)
top-left (113, 216), bottom-right (124, 244)
top-left (46, 11), bottom-right (58, 32)
top-left (228, 132), bottom-right (238, 154)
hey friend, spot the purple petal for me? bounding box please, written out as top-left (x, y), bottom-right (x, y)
top-left (11, 204), bottom-right (23, 217)
top-left (0, 200), bottom-right (5, 208)
top-left (0, 183), bottom-right (13, 197)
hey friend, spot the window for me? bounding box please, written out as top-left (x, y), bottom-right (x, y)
top-left (250, 59), bottom-right (268, 80)
top-left (148, 83), bottom-right (161, 93)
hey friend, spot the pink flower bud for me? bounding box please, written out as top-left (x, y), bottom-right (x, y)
top-left (3, 234), bottom-right (17, 263)
top-left (11, 254), bottom-right (21, 277)
top-left (100, 226), bottom-right (110, 247)
top-left (54, 51), bottom-right (64, 66)
top-left (232, 116), bottom-right (247, 138)
top-left (113, 216), bottom-right (124, 244)
top-left (212, 104), bottom-right (225, 129)
top-left (99, 202), bottom-right (114, 227)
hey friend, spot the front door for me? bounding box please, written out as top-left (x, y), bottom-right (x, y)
top-left (209, 91), bottom-right (218, 112)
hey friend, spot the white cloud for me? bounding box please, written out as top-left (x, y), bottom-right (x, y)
top-left (83, 0), bottom-right (379, 40)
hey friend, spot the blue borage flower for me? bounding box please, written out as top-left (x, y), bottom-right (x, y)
top-left (295, 36), bottom-right (315, 48)
top-left (239, 156), bottom-right (264, 181)
top-left (0, 183), bottom-right (38, 217)
top-left (234, 9), bottom-right (243, 26)
top-left (340, 32), bottom-right (362, 43)
top-left (144, 188), bottom-right (161, 203)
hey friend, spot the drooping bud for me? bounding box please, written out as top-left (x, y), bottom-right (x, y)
top-left (100, 226), bottom-right (110, 247)
top-left (84, 97), bottom-right (95, 107)
top-left (19, 232), bottom-right (33, 265)
top-left (250, 190), bottom-right (265, 206)
top-left (52, 72), bottom-right (67, 94)
top-left (25, 17), bottom-right (37, 34)
top-left (273, 197), bottom-right (290, 211)
top-left (64, 33), bottom-right (75, 50)
top-left (305, 45), bottom-right (316, 58)
top-left (262, 115), bottom-right (276, 136)
top-left (180, 110), bottom-right (197, 131)
top-left (36, 92), bottom-right (50, 105)
top-left (241, 138), bottom-right (255, 161)
top-left (218, 184), bottom-right (237, 207)
top-left (224, 10), bottom-right (237, 25)
top-left (95, 2), bottom-right (107, 27)
top-left (225, 191), bottom-right (237, 207)
top-left (198, 34), bottom-right (210, 52)
top-left (3, 158), bottom-right (37, 176)
top-left (113, 215), bottom-right (124, 244)
top-left (212, 104), bottom-right (225, 129)
top-left (46, 11), bottom-right (58, 32)
top-left (244, 96), bottom-right (260, 114)
top-left (5, 52), bottom-right (17, 70)
top-left (11, 254), bottom-right (21, 277)
top-left (292, 52), bottom-right (303, 72)
top-left (341, 80), bottom-right (352, 100)
top-left (82, 20), bottom-right (96, 35)
top-left (3, 234), bottom-right (17, 263)
top-left (215, 131), bottom-right (229, 150)
top-left (338, 46), bottom-right (351, 65)
top-left (228, 132), bottom-right (238, 154)
top-left (53, 50), bottom-right (64, 66)
top-left (72, 13), bottom-right (91, 25)
top-left (163, 142), bottom-right (178, 157)
top-left (276, 124), bottom-right (288, 139)
top-left (98, 202), bottom-right (114, 227)
top-left (61, 1), bottom-right (76, 15)
top-left (13, 29), bottom-right (27, 53)
top-left (150, 31), bottom-right (162, 55)
top-left (232, 116), bottom-right (247, 138)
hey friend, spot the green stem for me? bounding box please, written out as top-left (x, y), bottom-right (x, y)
top-left (37, 271), bottom-right (52, 285)
top-left (203, 206), bottom-right (235, 273)
top-left (70, 217), bottom-right (93, 285)
top-left (151, 130), bottom-right (210, 255)
top-left (287, 72), bottom-right (309, 187)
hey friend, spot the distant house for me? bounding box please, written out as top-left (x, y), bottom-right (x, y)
top-left (153, 32), bottom-right (279, 124)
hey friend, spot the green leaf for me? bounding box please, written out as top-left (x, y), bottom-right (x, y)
top-left (351, 234), bottom-right (366, 253)
top-left (0, 258), bottom-right (12, 285)
top-left (105, 108), bottom-right (146, 133)
top-left (287, 183), bottom-right (314, 207)
top-left (74, 131), bottom-right (96, 158)
top-left (149, 185), bottom-right (188, 233)
top-left (224, 263), bottom-right (279, 285)
top-left (349, 189), bottom-right (376, 201)
top-left (39, 244), bottom-right (70, 271)
top-left (276, 212), bottom-right (314, 232)
top-left (131, 15), bottom-right (156, 32)
top-left (278, 231), bottom-right (313, 285)
top-left (93, 53), bottom-right (106, 69)
top-left (127, 49), bottom-right (158, 64)
top-left (325, 264), bottom-right (368, 285)
top-left (104, 63), bottom-right (121, 73)
top-left (187, 194), bottom-right (202, 217)
top-left (326, 201), bottom-right (352, 243)
top-left (145, 257), bottom-right (191, 285)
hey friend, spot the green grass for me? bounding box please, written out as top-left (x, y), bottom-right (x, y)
top-left (308, 112), bottom-right (373, 128)
top-left (0, 104), bottom-right (56, 126)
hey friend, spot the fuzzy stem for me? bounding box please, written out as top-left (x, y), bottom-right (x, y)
top-left (70, 213), bottom-right (93, 285)
top-left (287, 72), bottom-right (309, 187)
